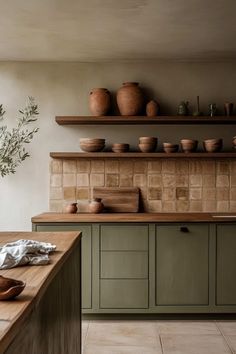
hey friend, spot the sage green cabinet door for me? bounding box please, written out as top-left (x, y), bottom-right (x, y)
top-left (216, 225), bottom-right (236, 305)
top-left (100, 280), bottom-right (149, 308)
top-left (155, 224), bottom-right (209, 306)
top-left (100, 224), bottom-right (148, 251)
top-left (101, 251), bottom-right (148, 279)
top-left (35, 224), bottom-right (92, 309)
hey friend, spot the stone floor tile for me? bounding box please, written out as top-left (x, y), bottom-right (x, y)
top-left (83, 345), bottom-right (163, 354)
top-left (156, 320), bottom-right (220, 335)
top-left (224, 335), bottom-right (236, 352)
top-left (82, 320), bottom-right (90, 347)
top-left (217, 321), bottom-right (236, 335)
top-left (161, 334), bottom-right (231, 354)
top-left (86, 320), bottom-right (161, 347)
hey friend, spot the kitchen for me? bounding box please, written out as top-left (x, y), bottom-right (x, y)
top-left (1, 1), bottom-right (236, 353)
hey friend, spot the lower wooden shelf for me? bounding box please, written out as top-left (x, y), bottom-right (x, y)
top-left (50, 152), bottom-right (236, 159)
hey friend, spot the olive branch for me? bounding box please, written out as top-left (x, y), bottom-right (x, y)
top-left (0, 97), bottom-right (39, 177)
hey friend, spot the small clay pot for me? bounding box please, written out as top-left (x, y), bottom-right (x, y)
top-left (65, 203), bottom-right (78, 214)
top-left (203, 138), bottom-right (223, 152)
top-left (180, 139), bottom-right (198, 153)
top-left (88, 198), bottom-right (104, 213)
top-left (89, 88), bottom-right (111, 116)
top-left (163, 143), bottom-right (179, 153)
top-left (112, 143), bottom-right (129, 153)
top-left (117, 82), bottom-right (144, 116)
top-left (138, 143), bottom-right (156, 153)
top-left (146, 100), bottom-right (159, 116)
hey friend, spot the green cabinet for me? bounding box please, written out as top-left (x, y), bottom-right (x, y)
top-left (99, 224), bottom-right (149, 309)
top-left (155, 224), bottom-right (209, 306)
top-left (34, 224), bottom-right (92, 309)
top-left (32, 220), bottom-right (236, 314)
top-left (216, 224), bottom-right (236, 305)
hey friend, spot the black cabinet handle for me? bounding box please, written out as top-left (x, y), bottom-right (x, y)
top-left (180, 226), bottom-right (189, 233)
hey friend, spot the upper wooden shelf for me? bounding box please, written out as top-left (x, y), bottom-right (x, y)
top-left (50, 152), bottom-right (236, 159)
top-left (55, 115), bottom-right (236, 125)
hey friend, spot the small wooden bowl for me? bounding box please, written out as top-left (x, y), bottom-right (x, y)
top-left (80, 143), bottom-right (105, 152)
top-left (163, 143), bottom-right (179, 153)
top-left (0, 275), bottom-right (25, 300)
top-left (80, 138), bottom-right (105, 144)
top-left (112, 143), bottom-right (129, 153)
top-left (138, 143), bottom-right (156, 153)
top-left (180, 139), bottom-right (198, 153)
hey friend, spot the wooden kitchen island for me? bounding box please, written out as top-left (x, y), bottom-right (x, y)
top-left (0, 231), bottom-right (82, 354)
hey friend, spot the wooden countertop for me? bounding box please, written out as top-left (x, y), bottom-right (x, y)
top-left (0, 231), bottom-right (81, 353)
top-left (31, 212), bottom-right (236, 223)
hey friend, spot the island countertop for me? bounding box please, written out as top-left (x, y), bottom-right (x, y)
top-left (31, 212), bottom-right (236, 223)
top-left (0, 231), bottom-right (82, 354)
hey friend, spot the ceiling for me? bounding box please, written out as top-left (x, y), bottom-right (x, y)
top-left (0, 0), bottom-right (236, 61)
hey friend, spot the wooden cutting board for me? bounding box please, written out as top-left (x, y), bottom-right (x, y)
top-left (93, 187), bottom-right (140, 213)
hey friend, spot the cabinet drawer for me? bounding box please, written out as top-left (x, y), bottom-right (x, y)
top-left (101, 251), bottom-right (148, 279)
top-left (100, 225), bottom-right (148, 251)
top-left (100, 279), bottom-right (148, 308)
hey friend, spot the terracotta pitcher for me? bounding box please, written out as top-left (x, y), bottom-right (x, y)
top-left (65, 203), bottom-right (78, 214)
top-left (89, 88), bottom-right (111, 116)
top-left (117, 82), bottom-right (144, 116)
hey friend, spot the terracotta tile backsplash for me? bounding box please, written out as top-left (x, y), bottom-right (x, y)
top-left (50, 158), bottom-right (236, 213)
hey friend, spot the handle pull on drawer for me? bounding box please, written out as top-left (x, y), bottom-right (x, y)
top-left (180, 226), bottom-right (189, 233)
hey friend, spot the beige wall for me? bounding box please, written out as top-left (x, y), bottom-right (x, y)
top-left (0, 60), bottom-right (236, 230)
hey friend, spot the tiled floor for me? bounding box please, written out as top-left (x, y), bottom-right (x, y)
top-left (82, 320), bottom-right (236, 354)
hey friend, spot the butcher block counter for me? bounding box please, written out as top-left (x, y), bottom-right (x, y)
top-left (32, 212), bottom-right (236, 223)
top-left (0, 231), bottom-right (82, 354)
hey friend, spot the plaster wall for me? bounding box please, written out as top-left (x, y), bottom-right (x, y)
top-left (0, 60), bottom-right (236, 230)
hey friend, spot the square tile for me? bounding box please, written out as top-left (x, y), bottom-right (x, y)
top-left (176, 200), bottom-right (189, 212)
top-left (91, 160), bottom-right (104, 173)
top-left (134, 160), bottom-right (147, 173)
top-left (148, 174), bottom-right (162, 187)
top-left (162, 201), bottom-right (176, 212)
top-left (86, 321), bottom-right (160, 347)
top-left (134, 174), bottom-right (147, 187)
top-left (120, 160), bottom-right (133, 174)
top-left (50, 159), bottom-right (63, 174)
top-left (77, 160), bottom-right (90, 173)
top-left (216, 175), bottom-right (229, 187)
top-left (90, 174), bottom-right (104, 186)
top-left (156, 321), bottom-right (220, 335)
top-left (63, 160), bottom-right (76, 173)
top-left (63, 173), bottom-right (76, 187)
top-left (148, 161), bottom-right (162, 173)
top-left (106, 174), bottom-right (119, 187)
top-left (77, 173), bottom-right (89, 187)
top-left (50, 174), bottom-right (62, 187)
top-left (189, 188), bottom-right (202, 200)
top-left (161, 334), bottom-right (231, 354)
top-left (162, 188), bottom-right (175, 201)
top-left (120, 174), bottom-right (133, 187)
top-left (162, 174), bottom-right (175, 187)
top-left (190, 174), bottom-right (202, 187)
top-left (147, 200), bottom-right (162, 212)
top-left (162, 160), bottom-right (175, 174)
top-left (176, 187), bottom-right (189, 200)
top-left (105, 160), bottom-right (119, 173)
top-left (189, 161), bottom-right (202, 174)
top-left (148, 187), bottom-right (162, 200)
top-left (175, 160), bottom-right (188, 174)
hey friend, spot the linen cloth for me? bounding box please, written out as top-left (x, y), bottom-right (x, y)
top-left (0, 239), bottom-right (56, 269)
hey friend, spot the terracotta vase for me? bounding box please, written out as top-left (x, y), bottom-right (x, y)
top-left (88, 198), bottom-right (104, 213)
top-left (65, 203), bottom-right (78, 214)
top-left (146, 100), bottom-right (159, 116)
top-left (89, 88), bottom-right (111, 116)
top-left (117, 82), bottom-right (144, 116)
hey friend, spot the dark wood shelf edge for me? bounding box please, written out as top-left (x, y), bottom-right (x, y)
top-left (55, 115), bottom-right (236, 125)
top-left (50, 152), bottom-right (236, 159)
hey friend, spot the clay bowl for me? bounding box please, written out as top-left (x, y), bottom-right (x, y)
top-left (80, 142), bottom-right (105, 152)
top-left (233, 136), bottom-right (236, 149)
top-left (139, 136), bottom-right (157, 144)
top-left (112, 143), bottom-right (129, 153)
top-left (203, 138), bottom-right (223, 153)
top-left (163, 143), bottom-right (179, 153)
top-left (0, 275), bottom-right (25, 300)
top-left (80, 138), bottom-right (105, 144)
top-left (180, 139), bottom-right (198, 153)
top-left (138, 143), bottom-right (157, 153)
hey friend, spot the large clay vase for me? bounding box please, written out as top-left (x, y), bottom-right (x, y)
top-left (117, 82), bottom-right (144, 116)
top-left (89, 88), bottom-right (111, 116)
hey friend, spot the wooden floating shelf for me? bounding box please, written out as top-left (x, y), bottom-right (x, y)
top-left (50, 152), bottom-right (236, 159)
top-left (55, 115), bottom-right (236, 125)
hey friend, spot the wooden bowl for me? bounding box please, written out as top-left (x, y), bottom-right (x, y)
top-left (0, 275), bottom-right (25, 300)
top-left (138, 143), bottom-right (156, 153)
top-left (80, 138), bottom-right (105, 144)
top-left (139, 137), bottom-right (157, 144)
top-left (112, 143), bottom-right (129, 153)
top-left (80, 143), bottom-right (105, 152)
top-left (203, 138), bottom-right (223, 152)
top-left (180, 139), bottom-right (198, 153)
top-left (163, 143), bottom-right (179, 153)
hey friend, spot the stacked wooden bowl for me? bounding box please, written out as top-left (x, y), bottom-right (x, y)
top-left (112, 143), bottom-right (129, 153)
top-left (138, 137), bottom-right (157, 152)
top-left (203, 138), bottom-right (223, 152)
top-left (80, 138), bottom-right (105, 152)
top-left (163, 142), bottom-right (179, 153)
top-left (180, 139), bottom-right (198, 153)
